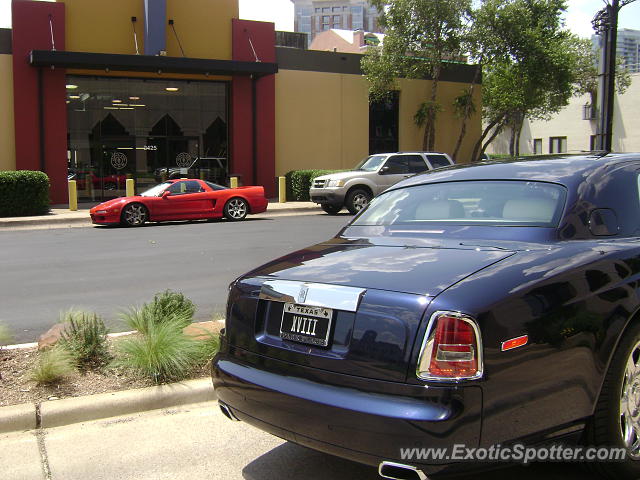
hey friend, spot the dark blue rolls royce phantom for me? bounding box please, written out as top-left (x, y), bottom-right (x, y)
top-left (212, 153), bottom-right (640, 479)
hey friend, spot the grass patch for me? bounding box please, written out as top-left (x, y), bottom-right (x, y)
top-left (0, 323), bottom-right (12, 346)
top-left (29, 347), bottom-right (75, 385)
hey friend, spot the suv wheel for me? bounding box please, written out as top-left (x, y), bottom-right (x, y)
top-left (346, 189), bottom-right (371, 214)
top-left (321, 204), bottom-right (342, 215)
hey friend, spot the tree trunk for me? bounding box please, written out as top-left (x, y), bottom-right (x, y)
top-left (422, 61), bottom-right (442, 151)
top-left (481, 121), bottom-right (505, 157)
top-left (472, 114), bottom-right (504, 162)
top-left (514, 114), bottom-right (524, 156)
top-left (452, 64), bottom-right (482, 162)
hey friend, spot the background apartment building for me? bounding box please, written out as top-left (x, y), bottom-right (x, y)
top-left (592, 28), bottom-right (640, 73)
top-left (291, 0), bottom-right (383, 46)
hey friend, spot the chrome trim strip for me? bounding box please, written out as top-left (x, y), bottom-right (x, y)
top-left (415, 310), bottom-right (484, 383)
top-left (259, 280), bottom-right (365, 312)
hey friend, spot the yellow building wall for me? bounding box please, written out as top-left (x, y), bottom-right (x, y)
top-left (60, 0), bottom-right (237, 60)
top-left (0, 55), bottom-right (16, 171)
top-left (275, 70), bottom-right (369, 175)
top-left (166, 0), bottom-right (237, 60)
top-left (398, 78), bottom-right (482, 164)
top-left (276, 71), bottom-right (482, 173)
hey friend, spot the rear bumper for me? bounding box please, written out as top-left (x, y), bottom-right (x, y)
top-left (212, 347), bottom-right (482, 473)
top-left (251, 197), bottom-right (268, 214)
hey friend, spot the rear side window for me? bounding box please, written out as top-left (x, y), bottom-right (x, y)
top-left (427, 155), bottom-right (451, 169)
top-left (407, 155), bottom-right (428, 174)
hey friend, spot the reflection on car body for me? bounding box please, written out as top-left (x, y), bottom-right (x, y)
top-left (213, 153), bottom-right (640, 479)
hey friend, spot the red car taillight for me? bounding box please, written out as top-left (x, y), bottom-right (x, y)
top-left (416, 312), bottom-right (483, 381)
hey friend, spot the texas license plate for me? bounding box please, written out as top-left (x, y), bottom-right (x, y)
top-left (280, 303), bottom-right (333, 347)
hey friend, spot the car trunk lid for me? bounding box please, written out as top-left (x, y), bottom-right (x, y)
top-left (227, 242), bottom-right (514, 382)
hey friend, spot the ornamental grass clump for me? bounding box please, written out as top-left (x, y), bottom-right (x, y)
top-left (117, 316), bottom-right (202, 383)
top-left (29, 347), bottom-right (75, 385)
top-left (58, 311), bottom-right (110, 369)
top-left (149, 290), bottom-right (196, 323)
top-left (120, 290), bottom-right (195, 335)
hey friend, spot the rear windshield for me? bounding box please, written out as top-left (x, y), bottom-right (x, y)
top-left (353, 180), bottom-right (567, 227)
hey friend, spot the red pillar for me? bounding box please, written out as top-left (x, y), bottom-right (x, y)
top-left (12, 0), bottom-right (68, 204)
top-left (231, 19), bottom-right (276, 197)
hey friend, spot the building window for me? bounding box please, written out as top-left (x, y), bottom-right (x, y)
top-left (549, 136), bottom-right (567, 153)
top-left (332, 7), bottom-right (342, 12)
top-left (322, 7), bottom-right (330, 12)
top-left (582, 103), bottom-right (596, 120)
top-left (333, 15), bottom-right (341, 22)
top-left (66, 76), bottom-right (228, 202)
top-left (533, 138), bottom-right (543, 154)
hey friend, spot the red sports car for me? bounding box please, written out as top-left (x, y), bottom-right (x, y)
top-left (89, 179), bottom-right (268, 226)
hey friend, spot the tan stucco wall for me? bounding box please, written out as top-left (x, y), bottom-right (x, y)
top-left (0, 54), bottom-right (16, 171)
top-left (276, 70), bottom-right (482, 174)
top-left (60, 0), bottom-right (237, 60)
top-left (275, 69), bottom-right (369, 175)
top-left (397, 78), bottom-right (482, 163)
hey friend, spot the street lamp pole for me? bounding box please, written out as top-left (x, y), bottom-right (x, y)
top-left (592, 0), bottom-right (636, 152)
top-left (593, 0), bottom-right (618, 152)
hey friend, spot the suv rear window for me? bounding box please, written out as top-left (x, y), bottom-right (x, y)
top-left (353, 181), bottom-right (566, 227)
top-left (427, 155), bottom-right (451, 169)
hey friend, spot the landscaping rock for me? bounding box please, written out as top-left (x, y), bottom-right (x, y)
top-left (38, 323), bottom-right (66, 350)
top-left (183, 320), bottom-right (223, 340)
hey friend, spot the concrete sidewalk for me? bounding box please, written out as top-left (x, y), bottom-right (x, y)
top-left (0, 200), bottom-right (321, 229)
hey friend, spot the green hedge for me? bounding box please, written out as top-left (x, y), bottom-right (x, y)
top-left (285, 169), bottom-right (340, 201)
top-left (0, 171), bottom-right (50, 217)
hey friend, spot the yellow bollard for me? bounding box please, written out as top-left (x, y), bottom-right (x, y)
top-left (278, 176), bottom-right (286, 203)
top-left (68, 180), bottom-right (78, 211)
top-left (126, 178), bottom-right (135, 197)
top-left (230, 176), bottom-right (238, 189)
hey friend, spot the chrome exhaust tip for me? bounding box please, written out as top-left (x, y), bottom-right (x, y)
top-left (218, 402), bottom-right (241, 421)
top-left (378, 461), bottom-right (428, 480)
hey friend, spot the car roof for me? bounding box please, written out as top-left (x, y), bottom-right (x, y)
top-left (394, 153), bottom-right (640, 190)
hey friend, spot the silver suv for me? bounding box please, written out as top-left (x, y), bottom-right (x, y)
top-left (309, 152), bottom-right (454, 214)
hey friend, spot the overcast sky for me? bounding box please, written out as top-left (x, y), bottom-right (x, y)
top-left (0, 0), bottom-right (639, 39)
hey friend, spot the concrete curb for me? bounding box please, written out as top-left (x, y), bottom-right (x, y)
top-left (0, 403), bottom-right (37, 433)
top-left (0, 378), bottom-right (215, 434)
top-left (0, 215), bottom-right (90, 228)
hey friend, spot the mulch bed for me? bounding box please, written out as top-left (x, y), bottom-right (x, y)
top-left (0, 344), bottom-right (210, 408)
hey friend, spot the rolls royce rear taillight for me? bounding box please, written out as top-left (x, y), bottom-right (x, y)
top-left (416, 312), bottom-right (483, 381)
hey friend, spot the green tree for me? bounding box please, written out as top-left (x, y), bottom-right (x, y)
top-left (362, 0), bottom-right (472, 151)
top-left (569, 36), bottom-right (631, 108)
top-left (471, 0), bottom-right (575, 160)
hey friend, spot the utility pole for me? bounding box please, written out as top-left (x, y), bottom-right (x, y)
top-left (592, 0), bottom-right (636, 152)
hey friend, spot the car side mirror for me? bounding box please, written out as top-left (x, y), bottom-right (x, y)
top-left (379, 166), bottom-right (390, 174)
top-left (161, 191), bottom-right (171, 199)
